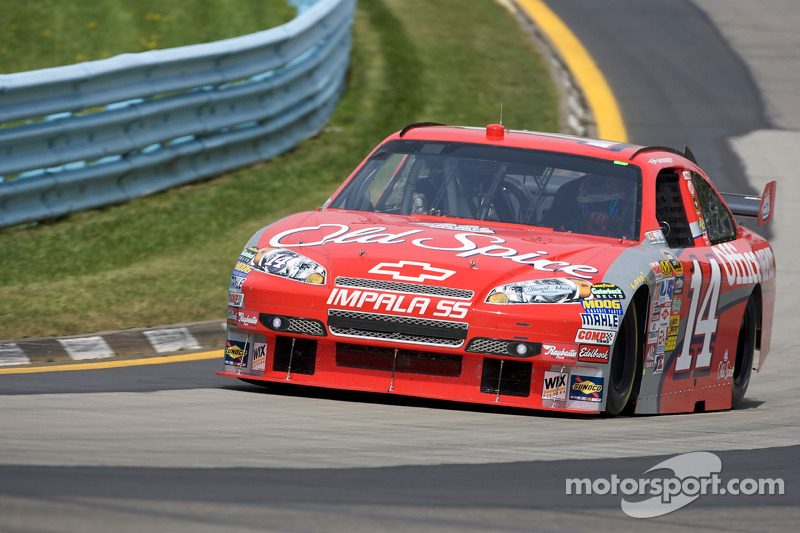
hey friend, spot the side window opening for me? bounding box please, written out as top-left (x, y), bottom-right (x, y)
top-left (655, 170), bottom-right (694, 248)
top-left (690, 172), bottom-right (737, 245)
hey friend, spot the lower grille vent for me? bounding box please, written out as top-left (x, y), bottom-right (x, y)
top-left (273, 336), bottom-right (317, 375)
top-left (336, 343), bottom-right (462, 377)
top-left (328, 309), bottom-right (467, 347)
top-left (480, 358), bottom-right (532, 397)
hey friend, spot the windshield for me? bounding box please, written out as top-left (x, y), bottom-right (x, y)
top-left (328, 139), bottom-right (642, 239)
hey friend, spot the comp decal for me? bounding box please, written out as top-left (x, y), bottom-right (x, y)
top-left (574, 329), bottom-right (616, 346)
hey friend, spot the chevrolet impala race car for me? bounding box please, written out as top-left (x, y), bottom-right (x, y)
top-left (217, 123), bottom-right (776, 416)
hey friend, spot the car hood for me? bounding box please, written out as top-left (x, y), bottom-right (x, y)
top-left (250, 210), bottom-right (633, 294)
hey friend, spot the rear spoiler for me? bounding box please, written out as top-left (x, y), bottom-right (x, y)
top-left (721, 181), bottom-right (776, 226)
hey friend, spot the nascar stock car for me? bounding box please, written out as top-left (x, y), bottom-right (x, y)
top-left (217, 123), bottom-right (776, 416)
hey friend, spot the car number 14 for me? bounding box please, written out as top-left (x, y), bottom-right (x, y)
top-left (674, 258), bottom-right (721, 372)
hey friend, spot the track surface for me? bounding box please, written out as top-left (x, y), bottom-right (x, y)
top-left (2, 1), bottom-right (799, 531)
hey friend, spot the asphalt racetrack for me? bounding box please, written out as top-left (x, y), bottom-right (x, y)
top-left (1, 1), bottom-right (798, 531)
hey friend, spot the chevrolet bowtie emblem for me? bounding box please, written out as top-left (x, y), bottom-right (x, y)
top-left (369, 261), bottom-right (456, 282)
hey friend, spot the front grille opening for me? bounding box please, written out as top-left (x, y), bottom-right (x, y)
top-left (480, 358), bottom-right (532, 397)
top-left (328, 309), bottom-right (468, 347)
top-left (273, 336), bottom-right (317, 375)
top-left (336, 343), bottom-right (462, 377)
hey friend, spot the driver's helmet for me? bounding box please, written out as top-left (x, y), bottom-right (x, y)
top-left (577, 176), bottom-right (626, 218)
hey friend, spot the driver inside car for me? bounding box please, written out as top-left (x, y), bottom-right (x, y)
top-left (574, 175), bottom-right (631, 238)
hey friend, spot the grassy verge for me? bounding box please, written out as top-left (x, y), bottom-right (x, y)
top-left (0, 0), bottom-right (296, 72)
top-left (0, 0), bottom-right (558, 339)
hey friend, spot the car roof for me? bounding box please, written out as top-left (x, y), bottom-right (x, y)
top-left (392, 123), bottom-right (697, 168)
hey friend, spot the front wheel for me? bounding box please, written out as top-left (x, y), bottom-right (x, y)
top-left (732, 296), bottom-right (757, 408)
top-left (604, 304), bottom-right (641, 416)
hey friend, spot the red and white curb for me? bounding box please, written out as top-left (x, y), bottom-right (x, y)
top-left (0, 320), bottom-right (226, 366)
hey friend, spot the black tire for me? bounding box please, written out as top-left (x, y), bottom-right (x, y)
top-left (732, 296), bottom-right (757, 408)
top-left (604, 304), bottom-right (641, 416)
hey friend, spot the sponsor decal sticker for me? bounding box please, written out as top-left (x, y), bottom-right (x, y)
top-left (644, 230), bottom-right (666, 245)
top-left (541, 342), bottom-right (578, 363)
top-left (673, 277), bottom-right (685, 295)
top-left (225, 340), bottom-right (248, 367)
top-left (236, 309), bottom-right (259, 329)
top-left (569, 375), bottom-right (604, 402)
top-left (575, 329), bottom-right (616, 346)
top-left (661, 250), bottom-right (684, 276)
top-left (665, 335), bottom-right (678, 352)
top-left (229, 292), bottom-right (244, 308)
top-left (658, 278), bottom-right (675, 304)
top-left (581, 299), bottom-right (623, 315)
top-left (591, 283), bottom-right (625, 299)
top-left (230, 274), bottom-right (245, 291)
top-left (252, 341), bottom-right (267, 372)
top-left (653, 352), bottom-right (665, 374)
top-left (668, 316), bottom-right (680, 336)
top-left (234, 261), bottom-right (254, 275)
top-left (717, 350), bottom-right (733, 380)
top-left (649, 261), bottom-right (664, 280)
top-left (645, 345), bottom-right (656, 369)
top-left (239, 246), bottom-right (259, 261)
top-left (542, 371), bottom-right (568, 401)
top-left (580, 313), bottom-right (620, 330)
top-left (578, 345), bottom-right (610, 363)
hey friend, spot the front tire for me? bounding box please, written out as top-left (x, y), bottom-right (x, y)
top-left (732, 296), bottom-right (757, 408)
top-left (604, 304), bottom-right (641, 416)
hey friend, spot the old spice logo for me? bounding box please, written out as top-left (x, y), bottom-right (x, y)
top-left (578, 345), bottom-right (610, 363)
top-left (541, 342), bottom-right (578, 362)
top-left (268, 224), bottom-right (599, 279)
top-left (369, 261), bottom-right (455, 282)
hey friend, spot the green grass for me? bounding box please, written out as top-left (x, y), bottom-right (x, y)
top-left (0, 0), bottom-right (558, 339)
top-left (0, 0), bottom-right (296, 72)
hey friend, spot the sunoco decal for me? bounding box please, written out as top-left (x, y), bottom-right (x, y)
top-left (569, 375), bottom-right (604, 402)
top-left (269, 224), bottom-right (600, 279)
top-left (225, 340), bottom-right (248, 367)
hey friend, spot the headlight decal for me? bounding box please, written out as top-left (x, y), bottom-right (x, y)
top-left (250, 247), bottom-right (327, 284)
top-left (486, 277), bottom-right (592, 304)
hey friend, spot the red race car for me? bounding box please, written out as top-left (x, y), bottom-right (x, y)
top-left (217, 123), bottom-right (776, 416)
